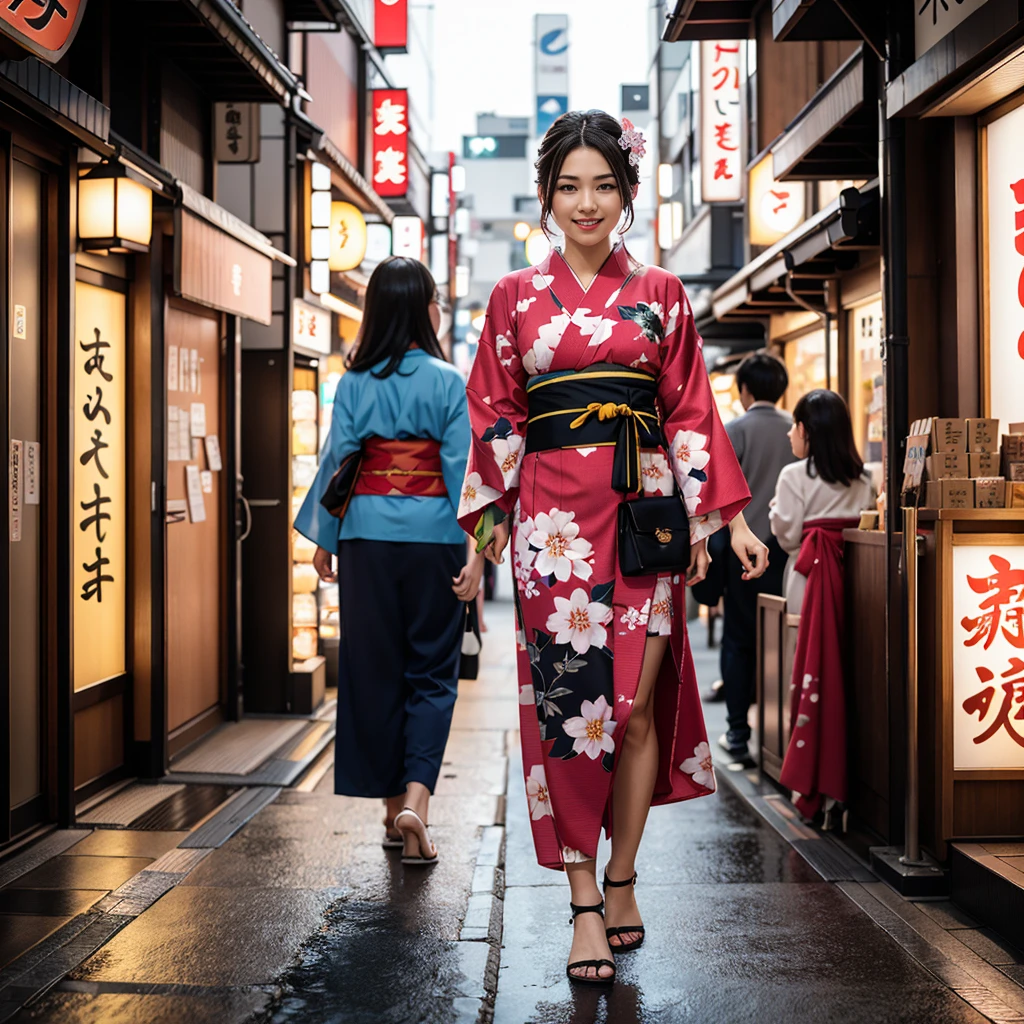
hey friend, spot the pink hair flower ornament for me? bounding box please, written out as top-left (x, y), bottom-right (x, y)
top-left (618, 118), bottom-right (646, 169)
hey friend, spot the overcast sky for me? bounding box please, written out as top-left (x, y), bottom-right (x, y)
top-left (426, 0), bottom-right (654, 151)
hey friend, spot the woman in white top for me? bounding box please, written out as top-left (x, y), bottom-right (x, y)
top-left (770, 389), bottom-right (874, 613)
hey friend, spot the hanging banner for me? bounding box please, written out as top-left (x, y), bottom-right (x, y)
top-left (985, 103), bottom-right (1024, 428)
top-left (701, 40), bottom-right (743, 204)
top-left (535, 13), bottom-right (569, 137)
top-left (392, 215), bottom-right (424, 260)
top-left (374, 0), bottom-right (408, 52)
top-left (73, 281), bottom-right (127, 690)
top-left (0, 0), bottom-right (87, 63)
top-left (292, 298), bottom-right (332, 355)
top-left (371, 89), bottom-right (409, 199)
top-left (213, 102), bottom-right (260, 164)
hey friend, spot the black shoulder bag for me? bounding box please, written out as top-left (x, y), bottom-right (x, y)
top-left (617, 491), bottom-right (692, 577)
top-left (319, 447), bottom-right (364, 520)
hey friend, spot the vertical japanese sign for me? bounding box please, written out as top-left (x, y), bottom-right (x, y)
top-left (700, 40), bottom-right (743, 204)
top-left (292, 298), bottom-right (332, 355)
top-left (954, 544), bottom-right (1024, 769)
top-left (534, 13), bottom-right (569, 137)
top-left (915, 0), bottom-right (990, 60)
top-left (985, 102), bottom-right (1024, 428)
top-left (371, 89), bottom-right (409, 199)
top-left (0, 0), bottom-right (87, 63)
top-left (373, 0), bottom-right (407, 52)
top-left (73, 281), bottom-right (126, 690)
top-left (213, 102), bottom-right (260, 163)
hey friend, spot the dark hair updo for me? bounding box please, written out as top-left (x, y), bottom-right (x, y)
top-left (535, 109), bottom-right (640, 236)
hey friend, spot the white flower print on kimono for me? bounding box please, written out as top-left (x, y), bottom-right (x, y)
top-left (647, 578), bottom-right (673, 636)
top-left (562, 695), bottom-right (617, 760)
top-left (561, 847), bottom-right (590, 864)
top-left (546, 587), bottom-right (612, 654)
top-left (513, 515), bottom-right (540, 599)
top-left (528, 509), bottom-right (594, 582)
top-left (523, 312), bottom-right (570, 374)
top-left (665, 300), bottom-right (681, 337)
top-left (458, 471), bottom-right (502, 518)
top-left (679, 741), bottom-right (716, 791)
top-left (491, 433), bottom-right (524, 489)
top-left (526, 764), bottom-right (553, 820)
top-left (640, 452), bottom-right (674, 496)
top-left (670, 429), bottom-right (711, 477)
top-left (620, 599), bottom-right (651, 632)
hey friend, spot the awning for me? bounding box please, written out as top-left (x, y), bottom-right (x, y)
top-left (712, 182), bottom-right (879, 320)
top-left (134, 0), bottom-right (299, 104)
top-left (283, 0), bottom-right (345, 26)
top-left (771, 45), bottom-right (878, 181)
top-left (771, 0), bottom-right (884, 56)
top-left (662, 0), bottom-right (756, 42)
top-left (0, 57), bottom-right (110, 150)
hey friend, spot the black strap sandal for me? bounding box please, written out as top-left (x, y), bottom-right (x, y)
top-left (603, 871), bottom-right (645, 952)
top-left (566, 901), bottom-right (616, 985)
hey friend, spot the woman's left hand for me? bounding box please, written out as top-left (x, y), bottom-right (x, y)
top-left (731, 521), bottom-right (770, 581)
top-left (452, 551), bottom-right (485, 602)
top-left (686, 537), bottom-right (710, 587)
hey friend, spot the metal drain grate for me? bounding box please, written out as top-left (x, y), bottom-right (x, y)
top-left (171, 719), bottom-right (307, 775)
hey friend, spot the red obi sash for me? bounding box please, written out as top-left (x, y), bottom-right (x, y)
top-left (779, 516), bottom-right (860, 819)
top-left (353, 438), bottom-right (447, 497)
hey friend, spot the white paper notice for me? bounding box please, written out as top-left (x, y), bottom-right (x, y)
top-left (190, 402), bottom-right (207, 438)
top-left (168, 345), bottom-right (179, 392)
top-left (185, 465), bottom-right (207, 523)
top-left (13, 304), bottom-right (26, 340)
top-left (178, 413), bottom-right (191, 464)
top-left (168, 407), bottom-right (180, 461)
top-left (193, 439), bottom-right (203, 462)
top-left (10, 440), bottom-right (22, 542)
top-left (189, 349), bottom-right (199, 394)
top-left (24, 441), bottom-right (40, 504)
top-left (205, 435), bottom-right (223, 472)
top-left (201, 470), bottom-right (213, 493)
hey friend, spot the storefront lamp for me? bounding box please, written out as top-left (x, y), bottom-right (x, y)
top-left (525, 228), bottom-right (550, 267)
top-left (513, 221), bottom-right (532, 241)
top-left (657, 163), bottom-right (674, 199)
top-left (329, 202), bottom-right (368, 272)
top-left (78, 161), bottom-right (153, 253)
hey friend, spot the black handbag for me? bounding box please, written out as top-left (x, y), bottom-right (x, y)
top-left (319, 447), bottom-right (363, 520)
top-left (617, 493), bottom-right (692, 577)
top-left (459, 600), bottom-right (482, 680)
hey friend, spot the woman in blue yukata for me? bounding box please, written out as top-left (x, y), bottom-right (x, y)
top-left (295, 256), bottom-right (483, 867)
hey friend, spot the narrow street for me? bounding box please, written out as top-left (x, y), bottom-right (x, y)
top-left (6, 600), bottom-right (1024, 1022)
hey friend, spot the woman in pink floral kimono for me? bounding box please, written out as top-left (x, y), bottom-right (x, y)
top-left (457, 110), bottom-right (767, 984)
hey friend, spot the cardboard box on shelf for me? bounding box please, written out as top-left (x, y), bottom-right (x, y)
top-left (1003, 434), bottom-right (1024, 457)
top-left (927, 453), bottom-right (969, 479)
top-left (974, 478), bottom-right (1006, 508)
top-left (967, 418), bottom-right (999, 453)
top-left (970, 452), bottom-right (1001, 477)
top-left (1007, 483), bottom-right (1024, 509)
top-left (931, 418), bottom-right (967, 453)
top-left (1009, 423), bottom-right (1024, 434)
top-left (924, 481), bottom-right (941, 509)
top-left (1006, 462), bottom-right (1024, 482)
top-left (940, 479), bottom-right (974, 508)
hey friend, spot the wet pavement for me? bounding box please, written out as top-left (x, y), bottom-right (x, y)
top-left (7, 601), bottom-right (1024, 1023)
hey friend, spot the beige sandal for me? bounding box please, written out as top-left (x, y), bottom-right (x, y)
top-left (394, 807), bottom-right (438, 866)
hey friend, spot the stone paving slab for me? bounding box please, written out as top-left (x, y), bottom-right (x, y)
top-left (13, 988), bottom-right (273, 1023)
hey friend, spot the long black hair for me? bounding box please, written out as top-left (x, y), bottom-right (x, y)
top-left (346, 256), bottom-right (445, 378)
top-left (792, 389), bottom-right (865, 487)
top-left (535, 109), bottom-right (639, 237)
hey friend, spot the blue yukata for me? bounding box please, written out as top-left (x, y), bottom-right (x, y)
top-left (295, 349), bottom-right (471, 797)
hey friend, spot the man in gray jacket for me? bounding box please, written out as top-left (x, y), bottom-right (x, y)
top-left (718, 352), bottom-right (796, 764)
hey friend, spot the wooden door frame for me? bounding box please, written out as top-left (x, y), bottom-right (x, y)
top-left (162, 295), bottom-right (233, 759)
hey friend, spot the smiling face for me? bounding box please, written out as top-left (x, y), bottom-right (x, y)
top-left (542, 147), bottom-right (634, 250)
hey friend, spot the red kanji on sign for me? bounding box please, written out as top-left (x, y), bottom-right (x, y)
top-left (960, 554), bottom-right (1024, 651)
top-left (963, 659), bottom-right (1024, 747)
top-left (713, 159), bottom-right (733, 181)
top-left (371, 89), bottom-right (409, 199)
top-left (1013, 178), bottom-right (1024, 361)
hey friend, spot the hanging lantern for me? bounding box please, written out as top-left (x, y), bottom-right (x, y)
top-left (329, 202), bottom-right (368, 272)
top-left (78, 160), bottom-right (153, 254)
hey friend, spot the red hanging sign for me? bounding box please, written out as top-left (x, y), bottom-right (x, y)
top-left (374, 0), bottom-right (408, 52)
top-left (1, 0), bottom-right (87, 62)
top-left (371, 89), bottom-right (409, 199)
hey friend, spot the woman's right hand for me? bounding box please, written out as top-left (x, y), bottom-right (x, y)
top-left (485, 520), bottom-right (510, 566)
top-left (313, 546), bottom-right (338, 582)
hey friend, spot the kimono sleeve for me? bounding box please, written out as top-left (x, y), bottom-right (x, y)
top-left (657, 278), bottom-right (750, 545)
top-left (457, 280), bottom-right (528, 549)
top-left (293, 375), bottom-right (358, 556)
top-left (439, 372), bottom-right (472, 522)
top-left (769, 464), bottom-right (807, 556)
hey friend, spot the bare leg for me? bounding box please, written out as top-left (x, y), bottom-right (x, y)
top-left (384, 793), bottom-right (406, 839)
top-left (605, 634), bottom-right (669, 946)
top-left (566, 860), bottom-right (615, 981)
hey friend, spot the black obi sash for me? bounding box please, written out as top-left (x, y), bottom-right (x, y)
top-left (525, 363), bottom-right (662, 494)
